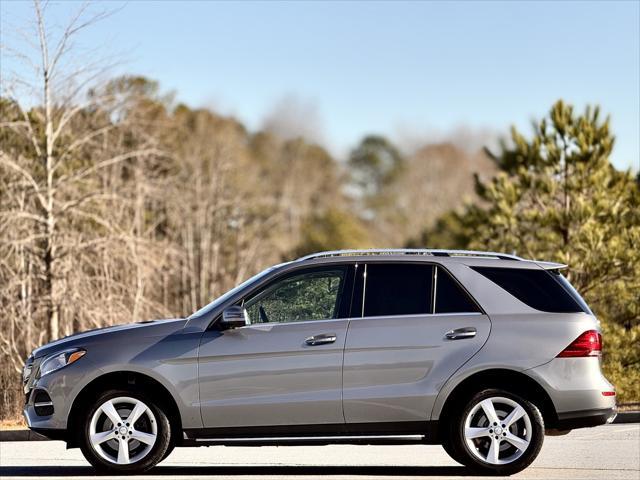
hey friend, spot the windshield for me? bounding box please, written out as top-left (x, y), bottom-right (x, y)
top-left (187, 264), bottom-right (283, 319)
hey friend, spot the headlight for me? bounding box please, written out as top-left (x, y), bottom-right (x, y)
top-left (23, 357), bottom-right (34, 393)
top-left (39, 348), bottom-right (86, 377)
top-left (23, 363), bottom-right (33, 384)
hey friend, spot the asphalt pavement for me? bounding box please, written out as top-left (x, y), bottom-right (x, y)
top-left (0, 424), bottom-right (638, 480)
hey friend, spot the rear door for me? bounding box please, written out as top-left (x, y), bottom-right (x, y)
top-left (342, 262), bottom-right (491, 423)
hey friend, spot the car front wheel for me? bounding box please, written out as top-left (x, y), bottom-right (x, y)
top-left (447, 389), bottom-right (544, 475)
top-left (79, 389), bottom-right (172, 474)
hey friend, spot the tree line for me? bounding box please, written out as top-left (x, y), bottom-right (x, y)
top-left (1, 2), bottom-right (637, 419)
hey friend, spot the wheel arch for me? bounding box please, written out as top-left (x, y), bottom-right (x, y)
top-left (67, 371), bottom-right (183, 448)
top-left (435, 368), bottom-right (558, 436)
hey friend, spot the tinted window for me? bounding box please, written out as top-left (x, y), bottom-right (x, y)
top-left (245, 269), bottom-right (345, 324)
top-left (435, 267), bottom-right (481, 314)
top-left (549, 270), bottom-right (592, 314)
top-left (363, 264), bottom-right (433, 317)
top-left (471, 267), bottom-right (586, 313)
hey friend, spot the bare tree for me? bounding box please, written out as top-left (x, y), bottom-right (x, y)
top-left (0, 0), bottom-right (162, 369)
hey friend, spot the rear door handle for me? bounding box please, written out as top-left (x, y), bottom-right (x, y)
top-left (305, 334), bottom-right (337, 346)
top-left (445, 327), bottom-right (477, 340)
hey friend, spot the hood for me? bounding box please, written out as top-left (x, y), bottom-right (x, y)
top-left (32, 318), bottom-right (186, 359)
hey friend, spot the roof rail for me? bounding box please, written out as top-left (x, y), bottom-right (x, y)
top-left (296, 249), bottom-right (522, 262)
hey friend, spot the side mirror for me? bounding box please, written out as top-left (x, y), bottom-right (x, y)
top-left (220, 306), bottom-right (249, 330)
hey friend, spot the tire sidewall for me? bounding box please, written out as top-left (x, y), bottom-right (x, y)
top-left (80, 389), bottom-right (171, 474)
top-left (441, 436), bottom-right (466, 466)
top-left (455, 388), bottom-right (544, 475)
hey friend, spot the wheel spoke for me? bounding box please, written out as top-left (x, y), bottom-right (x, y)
top-left (504, 431), bottom-right (530, 451)
top-left (130, 429), bottom-right (156, 446)
top-left (116, 438), bottom-right (130, 464)
top-left (486, 438), bottom-right (500, 464)
top-left (480, 399), bottom-right (500, 425)
top-left (90, 430), bottom-right (116, 446)
top-left (465, 427), bottom-right (491, 439)
top-left (503, 405), bottom-right (526, 427)
top-left (100, 400), bottom-right (122, 427)
top-left (126, 401), bottom-right (148, 426)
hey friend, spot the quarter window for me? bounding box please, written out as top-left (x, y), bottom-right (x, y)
top-left (244, 269), bottom-right (346, 324)
top-left (471, 266), bottom-right (587, 313)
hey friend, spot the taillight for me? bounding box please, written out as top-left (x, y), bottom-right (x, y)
top-left (557, 330), bottom-right (602, 357)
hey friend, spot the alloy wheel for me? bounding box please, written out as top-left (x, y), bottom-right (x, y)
top-left (89, 396), bottom-right (157, 465)
top-left (463, 396), bottom-right (532, 465)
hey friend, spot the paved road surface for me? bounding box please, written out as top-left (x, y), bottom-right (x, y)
top-left (1, 424), bottom-right (638, 480)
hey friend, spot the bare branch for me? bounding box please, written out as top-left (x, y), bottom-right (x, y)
top-left (57, 148), bottom-right (164, 188)
top-left (0, 152), bottom-right (47, 210)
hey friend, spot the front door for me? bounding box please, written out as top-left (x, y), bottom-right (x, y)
top-left (198, 265), bottom-right (353, 429)
top-left (343, 262), bottom-right (491, 424)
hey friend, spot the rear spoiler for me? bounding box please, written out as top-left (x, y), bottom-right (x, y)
top-left (535, 261), bottom-right (568, 270)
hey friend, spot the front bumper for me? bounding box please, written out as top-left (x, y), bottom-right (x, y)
top-left (22, 355), bottom-right (95, 431)
top-left (23, 388), bottom-right (62, 430)
top-left (24, 382), bottom-right (73, 443)
top-left (22, 356), bottom-right (61, 430)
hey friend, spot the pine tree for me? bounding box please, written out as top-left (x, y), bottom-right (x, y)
top-left (421, 101), bottom-right (640, 401)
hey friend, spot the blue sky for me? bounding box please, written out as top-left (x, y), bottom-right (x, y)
top-left (2, 0), bottom-right (639, 170)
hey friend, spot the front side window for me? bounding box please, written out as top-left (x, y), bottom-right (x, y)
top-left (244, 268), bottom-right (346, 324)
top-left (363, 263), bottom-right (433, 317)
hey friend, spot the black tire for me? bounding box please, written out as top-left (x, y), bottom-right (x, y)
top-left (79, 389), bottom-right (172, 474)
top-left (441, 436), bottom-right (466, 465)
top-left (446, 388), bottom-right (544, 476)
top-left (161, 442), bottom-right (175, 461)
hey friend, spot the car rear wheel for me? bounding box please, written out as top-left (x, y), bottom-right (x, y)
top-left (446, 389), bottom-right (544, 475)
top-left (441, 436), bottom-right (466, 465)
top-left (79, 389), bottom-right (171, 474)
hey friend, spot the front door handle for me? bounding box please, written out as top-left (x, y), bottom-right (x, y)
top-left (305, 333), bottom-right (337, 346)
top-left (445, 327), bottom-right (477, 340)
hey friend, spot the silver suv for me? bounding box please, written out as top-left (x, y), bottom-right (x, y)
top-left (22, 249), bottom-right (617, 475)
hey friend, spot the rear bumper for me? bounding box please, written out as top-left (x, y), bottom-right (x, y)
top-left (526, 357), bottom-right (617, 427)
top-left (555, 406), bottom-right (618, 430)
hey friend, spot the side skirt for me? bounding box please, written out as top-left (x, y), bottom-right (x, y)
top-left (182, 421), bottom-right (441, 446)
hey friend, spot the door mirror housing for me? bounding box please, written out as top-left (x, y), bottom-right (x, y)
top-left (220, 306), bottom-right (249, 330)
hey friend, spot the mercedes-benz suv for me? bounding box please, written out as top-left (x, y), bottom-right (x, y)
top-left (22, 249), bottom-right (617, 475)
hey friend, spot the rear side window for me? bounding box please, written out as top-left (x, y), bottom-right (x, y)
top-left (435, 267), bottom-right (481, 314)
top-left (471, 267), bottom-right (587, 313)
top-left (363, 264), bottom-right (433, 317)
